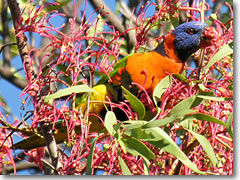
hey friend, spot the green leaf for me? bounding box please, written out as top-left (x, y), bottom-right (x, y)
top-left (227, 81), bottom-right (233, 91)
top-left (152, 75), bottom-right (172, 106)
top-left (121, 136), bottom-right (155, 160)
top-left (86, 135), bottom-right (98, 175)
top-left (126, 127), bottom-right (205, 174)
top-left (104, 111), bottom-right (118, 137)
top-left (142, 157), bottom-right (150, 175)
top-left (45, 0), bottom-right (71, 12)
top-left (181, 113), bottom-right (227, 127)
top-left (197, 95), bottom-right (232, 102)
top-left (104, 111), bottom-right (120, 139)
top-left (172, 74), bottom-right (189, 83)
top-left (121, 120), bottom-right (147, 131)
top-left (121, 123), bottom-right (143, 130)
top-left (168, 92), bottom-right (213, 116)
top-left (152, 73), bottom-right (189, 106)
top-left (142, 110), bottom-right (195, 129)
top-left (118, 138), bottom-right (127, 153)
top-left (187, 130), bottom-right (218, 167)
top-left (143, 110), bottom-right (157, 121)
top-left (43, 84), bottom-right (93, 104)
top-left (122, 86), bottom-right (145, 119)
top-left (146, 129), bottom-right (204, 174)
top-left (203, 44), bottom-right (233, 74)
top-left (226, 111), bottom-right (233, 139)
top-left (117, 148), bottom-right (132, 175)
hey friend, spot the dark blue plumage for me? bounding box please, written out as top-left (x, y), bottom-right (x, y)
top-left (172, 21), bottom-right (208, 62)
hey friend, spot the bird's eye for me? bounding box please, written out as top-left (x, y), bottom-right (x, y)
top-left (187, 28), bottom-right (197, 35)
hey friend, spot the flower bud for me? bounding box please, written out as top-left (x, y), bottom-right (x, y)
top-left (210, 13), bottom-right (217, 21)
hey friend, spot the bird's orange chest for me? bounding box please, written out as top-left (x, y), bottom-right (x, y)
top-left (125, 51), bottom-right (184, 91)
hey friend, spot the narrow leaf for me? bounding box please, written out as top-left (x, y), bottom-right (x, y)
top-left (172, 74), bottom-right (189, 82)
top-left (142, 110), bottom-right (195, 129)
top-left (44, 84), bottom-right (93, 103)
top-left (142, 157), bottom-right (150, 175)
top-left (197, 95), bottom-right (232, 102)
top-left (144, 127), bottom-right (205, 174)
top-left (122, 86), bottom-right (145, 119)
top-left (203, 44), bottom-right (233, 73)
top-left (125, 126), bottom-right (205, 174)
top-left (118, 138), bottom-right (127, 153)
top-left (121, 136), bottom-right (155, 160)
top-left (104, 111), bottom-right (118, 137)
top-left (117, 149), bottom-right (132, 175)
top-left (121, 120), bottom-right (147, 130)
top-left (152, 74), bottom-right (188, 107)
top-left (187, 130), bottom-right (218, 167)
top-left (182, 113), bottom-right (226, 127)
top-left (86, 135), bottom-right (98, 175)
top-left (152, 75), bottom-right (172, 106)
top-left (168, 92), bottom-right (213, 116)
top-left (226, 111), bottom-right (233, 138)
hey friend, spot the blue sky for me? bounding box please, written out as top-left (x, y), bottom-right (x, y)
top-left (0, 0), bottom-right (127, 122)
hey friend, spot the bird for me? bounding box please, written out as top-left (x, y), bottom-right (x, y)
top-left (13, 21), bottom-right (217, 150)
top-left (88, 21), bottom-right (217, 118)
top-left (111, 21), bottom-right (216, 93)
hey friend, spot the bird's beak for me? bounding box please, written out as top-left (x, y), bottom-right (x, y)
top-left (200, 26), bottom-right (219, 48)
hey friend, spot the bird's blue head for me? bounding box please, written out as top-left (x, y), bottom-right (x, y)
top-left (172, 21), bottom-right (209, 62)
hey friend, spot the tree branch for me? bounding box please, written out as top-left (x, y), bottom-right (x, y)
top-left (0, 65), bottom-right (27, 89)
top-left (1, 0), bottom-right (12, 66)
top-left (213, 0), bottom-right (224, 19)
top-left (40, 122), bottom-right (62, 174)
top-left (7, 0), bottom-right (34, 80)
top-left (1, 161), bottom-right (39, 175)
top-left (89, 0), bottom-right (125, 33)
top-left (7, 0), bottom-right (62, 173)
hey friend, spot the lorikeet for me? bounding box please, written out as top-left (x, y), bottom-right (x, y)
top-left (111, 21), bottom-right (216, 92)
top-left (86, 21), bottom-right (217, 116)
top-left (13, 21), bottom-right (217, 150)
